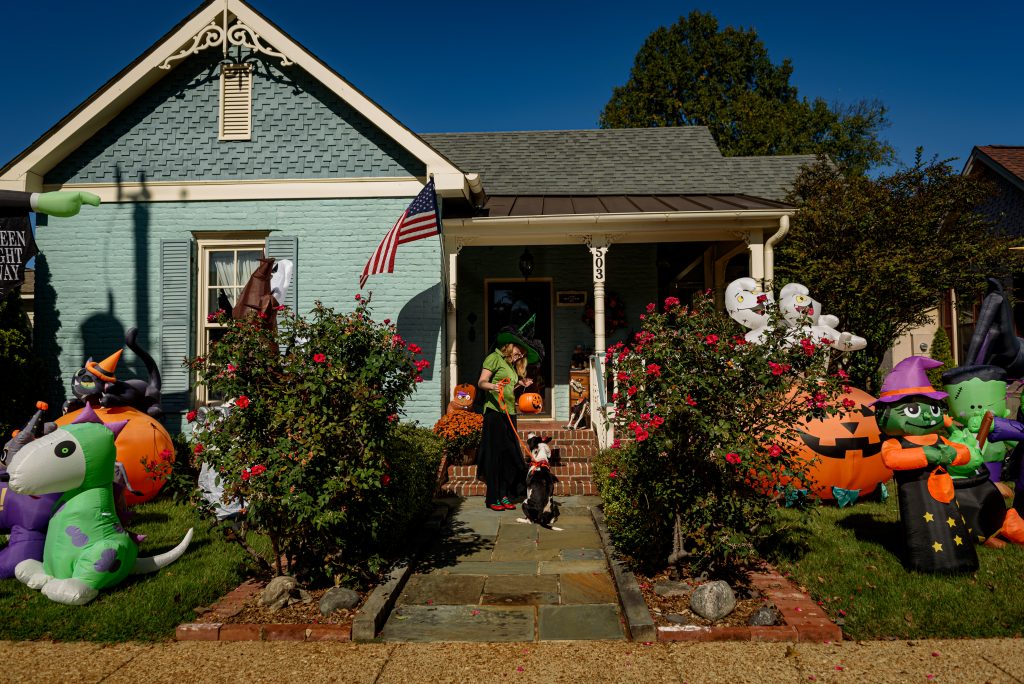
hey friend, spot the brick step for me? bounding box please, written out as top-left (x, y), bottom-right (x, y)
top-left (517, 428), bottom-right (599, 444)
top-left (448, 462), bottom-right (594, 480)
top-left (439, 479), bottom-right (597, 498)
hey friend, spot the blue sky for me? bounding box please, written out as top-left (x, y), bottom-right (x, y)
top-left (1, 0), bottom-right (1020, 174)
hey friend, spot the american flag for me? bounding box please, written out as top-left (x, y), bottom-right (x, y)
top-left (360, 179), bottom-right (439, 289)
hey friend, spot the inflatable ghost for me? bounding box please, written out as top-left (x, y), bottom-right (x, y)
top-left (778, 283), bottom-right (866, 352)
top-left (725, 277), bottom-right (773, 343)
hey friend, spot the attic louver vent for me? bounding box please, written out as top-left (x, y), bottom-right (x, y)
top-left (220, 64), bottom-right (252, 140)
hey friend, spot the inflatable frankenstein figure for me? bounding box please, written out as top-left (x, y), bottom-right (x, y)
top-left (875, 357), bottom-right (979, 573)
top-left (941, 365), bottom-right (1013, 479)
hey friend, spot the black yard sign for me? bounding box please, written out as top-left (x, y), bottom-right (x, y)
top-left (0, 216), bottom-right (36, 297)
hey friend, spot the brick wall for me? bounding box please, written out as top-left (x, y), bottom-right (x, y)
top-left (33, 198), bottom-right (444, 429)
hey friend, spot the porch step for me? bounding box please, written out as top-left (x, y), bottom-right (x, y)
top-left (439, 460), bottom-right (598, 498)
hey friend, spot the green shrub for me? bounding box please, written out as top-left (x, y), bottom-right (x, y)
top-left (927, 327), bottom-right (954, 388)
top-left (0, 287), bottom-right (43, 438)
top-left (187, 296), bottom-right (434, 585)
top-left (597, 292), bottom-right (845, 574)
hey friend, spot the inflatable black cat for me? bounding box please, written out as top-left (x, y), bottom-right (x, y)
top-left (63, 327), bottom-right (162, 418)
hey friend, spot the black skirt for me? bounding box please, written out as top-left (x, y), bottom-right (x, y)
top-left (476, 410), bottom-right (527, 504)
top-left (894, 467), bottom-right (979, 574)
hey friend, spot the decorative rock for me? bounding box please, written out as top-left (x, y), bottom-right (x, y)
top-left (653, 580), bottom-right (692, 598)
top-left (665, 613), bottom-right (692, 625)
top-left (320, 587), bottom-right (361, 615)
top-left (261, 576), bottom-right (298, 611)
top-left (689, 580), bottom-right (736, 621)
top-left (748, 605), bottom-right (782, 626)
top-left (296, 588), bottom-right (313, 604)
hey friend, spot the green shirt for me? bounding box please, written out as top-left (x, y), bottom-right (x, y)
top-left (482, 349), bottom-right (519, 414)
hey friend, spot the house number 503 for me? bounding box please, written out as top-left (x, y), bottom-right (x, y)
top-left (592, 247), bottom-right (607, 282)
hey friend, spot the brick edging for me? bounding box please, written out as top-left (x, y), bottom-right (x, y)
top-left (177, 502), bottom-right (455, 643)
top-left (175, 580), bottom-right (352, 642)
top-left (590, 506), bottom-right (842, 644)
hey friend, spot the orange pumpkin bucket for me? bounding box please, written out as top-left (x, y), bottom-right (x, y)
top-left (518, 392), bottom-right (544, 414)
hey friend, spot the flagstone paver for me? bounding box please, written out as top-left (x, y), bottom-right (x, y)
top-left (537, 604), bottom-right (626, 641)
top-left (559, 572), bottom-right (618, 604)
top-left (380, 496), bottom-right (626, 642)
top-left (380, 605), bottom-right (535, 642)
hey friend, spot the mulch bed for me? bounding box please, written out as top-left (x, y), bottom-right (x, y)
top-left (634, 569), bottom-right (772, 628)
top-left (193, 583), bottom-right (368, 627)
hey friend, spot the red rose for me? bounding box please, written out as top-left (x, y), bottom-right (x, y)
top-left (725, 452), bottom-right (741, 465)
top-left (313, 353), bottom-right (327, 363)
top-left (705, 334), bottom-right (719, 345)
top-left (193, 444), bottom-right (204, 455)
top-left (186, 410), bottom-right (197, 422)
top-left (236, 396), bottom-right (251, 409)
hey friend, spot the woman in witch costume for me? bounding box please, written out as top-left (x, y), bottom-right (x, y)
top-left (476, 315), bottom-right (543, 511)
top-left (874, 356), bottom-right (978, 573)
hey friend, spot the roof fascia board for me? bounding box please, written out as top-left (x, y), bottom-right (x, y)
top-left (2, 0), bottom-right (469, 200)
top-left (37, 176), bottom-right (430, 202)
top-left (0, 5), bottom-right (223, 190)
top-left (445, 209), bottom-right (794, 246)
top-left (228, 1), bottom-right (466, 196)
top-left (967, 148), bottom-right (1024, 194)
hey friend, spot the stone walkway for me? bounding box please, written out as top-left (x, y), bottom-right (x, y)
top-left (379, 495), bottom-right (626, 642)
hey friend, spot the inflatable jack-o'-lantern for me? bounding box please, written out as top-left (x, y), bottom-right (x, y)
top-left (56, 405), bottom-right (174, 505)
top-left (518, 393), bottom-right (544, 414)
top-left (789, 386), bottom-right (892, 501)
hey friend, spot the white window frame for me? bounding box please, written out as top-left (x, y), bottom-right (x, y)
top-left (194, 236), bottom-right (266, 404)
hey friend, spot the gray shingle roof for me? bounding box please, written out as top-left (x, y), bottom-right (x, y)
top-left (421, 127), bottom-right (816, 202)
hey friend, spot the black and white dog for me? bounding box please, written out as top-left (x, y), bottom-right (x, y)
top-left (522, 433), bottom-right (559, 527)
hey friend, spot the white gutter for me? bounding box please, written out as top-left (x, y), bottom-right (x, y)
top-left (445, 209), bottom-right (794, 229)
top-left (763, 214), bottom-right (790, 290)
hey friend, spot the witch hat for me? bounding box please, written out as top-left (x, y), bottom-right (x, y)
top-left (873, 355), bottom-right (947, 404)
top-left (496, 314), bottom-right (543, 364)
top-left (85, 349), bottom-right (122, 383)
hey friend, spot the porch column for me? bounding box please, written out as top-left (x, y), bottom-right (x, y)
top-left (445, 241), bottom-right (462, 400)
top-left (584, 235), bottom-right (615, 449)
top-left (590, 241), bottom-right (610, 357)
top-left (747, 229), bottom-right (764, 284)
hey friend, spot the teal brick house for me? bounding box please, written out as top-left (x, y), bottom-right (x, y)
top-left (0, 0), bottom-right (815, 442)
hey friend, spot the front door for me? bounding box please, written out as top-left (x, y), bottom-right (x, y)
top-left (485, 279), bottom-right (553, 417)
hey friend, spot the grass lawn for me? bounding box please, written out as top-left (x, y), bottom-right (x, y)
top-left (0, 498), bottom-right (257, 642)
top-left (770, 484), bottom-right (1024, 640)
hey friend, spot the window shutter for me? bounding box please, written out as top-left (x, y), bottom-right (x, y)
top-left (220, 64), bottom-right (252, 140)
top-left (265, 235), bottom-right (298, 313)
top-left (160, 239), bottom-right (193, 412)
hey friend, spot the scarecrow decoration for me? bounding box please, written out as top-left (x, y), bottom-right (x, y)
top-left (874, 356), bottom-right (978, 573)
top-left (0, 190), bottom-right (100, 297)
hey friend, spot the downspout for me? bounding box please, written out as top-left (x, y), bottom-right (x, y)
top-left (763, 214), bottom-right (790, 292)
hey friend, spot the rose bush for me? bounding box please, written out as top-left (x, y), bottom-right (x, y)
top-left (594, 291), bottom-right (846, 573)
top-left (187, 296), bottom-right (440, 584)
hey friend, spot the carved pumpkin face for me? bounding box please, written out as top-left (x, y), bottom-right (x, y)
top-left (518, 393), bottom-right (544, 414)
top-left (790, 386), bottom-right (892, 500)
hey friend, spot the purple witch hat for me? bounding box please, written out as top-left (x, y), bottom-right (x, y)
top-left (872, 356), bottom-right (948, 404)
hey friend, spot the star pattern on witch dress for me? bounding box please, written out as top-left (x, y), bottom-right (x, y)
top-left (933, 541), bottom-right (943, 552)
top-left (923, 512), bottom-right (934, 522)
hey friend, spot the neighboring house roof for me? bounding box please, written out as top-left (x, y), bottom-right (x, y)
top-left (966, 146), bottom-right (1024, 193)
top-left (422, 128), bottom-right (817, 202)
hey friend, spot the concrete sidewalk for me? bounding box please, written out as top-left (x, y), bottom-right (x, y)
top-left (1, 638), bottom-right (1021, 683)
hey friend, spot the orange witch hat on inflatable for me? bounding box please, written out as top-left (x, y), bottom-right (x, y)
top-left (85, 348), bottom-right (123, 383)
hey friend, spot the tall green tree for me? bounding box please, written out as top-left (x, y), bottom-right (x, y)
top-left (600, 11), bottom-right (893, 176)
top-left (776, 155), bottom-right (1023, 392)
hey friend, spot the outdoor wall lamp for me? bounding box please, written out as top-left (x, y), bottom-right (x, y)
top-left (519, 248), bottom-right (534, 280)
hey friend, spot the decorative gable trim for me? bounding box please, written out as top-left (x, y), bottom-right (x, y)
top-left (0, 0), bottom-right (470, 201)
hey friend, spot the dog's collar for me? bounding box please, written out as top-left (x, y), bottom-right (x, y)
top-left (530, 460), bottom-right (550, 469)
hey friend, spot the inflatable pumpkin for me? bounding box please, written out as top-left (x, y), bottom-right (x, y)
top-left (56, 405), bottom-right (173, 505)
top-left (518, 393), bottom-right (544, 414)
top-left (789, 386), bottom-right (892, 500)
